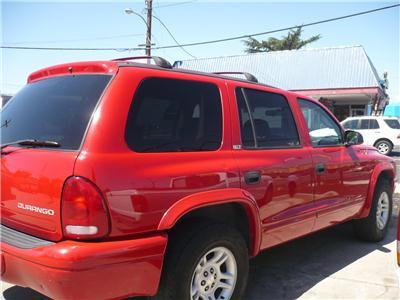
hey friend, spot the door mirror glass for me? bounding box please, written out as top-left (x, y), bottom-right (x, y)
top-left (344, 130), bottom-right (363, 146)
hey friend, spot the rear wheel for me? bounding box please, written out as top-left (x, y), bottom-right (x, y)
top-left (154, 223), bottom-right (249, 300)
top-left (353, 179), bottom-right (392, 242)
top-left (374, 140), bottom-right (393, 155)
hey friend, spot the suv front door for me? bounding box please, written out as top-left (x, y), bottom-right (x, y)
top-left (297, 98), bottom-right (370, 231)
top-left (229, 84), bottom-right (315, 250)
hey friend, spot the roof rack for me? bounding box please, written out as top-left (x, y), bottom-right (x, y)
top-left (213, 72), bottom-right (258, 83)
top-left (112, 56), bottom-right (172, 69)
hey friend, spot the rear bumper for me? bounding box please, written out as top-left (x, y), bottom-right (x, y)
top-left (1, 225), bottom-right (167, 299)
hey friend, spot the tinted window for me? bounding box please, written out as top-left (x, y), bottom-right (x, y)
top-left (126, 78), bottom-right (222, 152)
top-left (1, 75), bottom-right (111, 150)
top-left (360, 119), bottom-right (369, 129)
top-left (298, 99), bottom-right (342, 146)
top-left (236, 89), bottom-right (255, 147)
top-left (360, 119), bottom-right (380, 129)
top-left (236, 88), bottom-right (300, 148)
top-left (384, 119), bottom-right (400, 129)
top-left (370, 119), bottom-right (379, 129)
top-left (343, 119), bottom-right (359, 129)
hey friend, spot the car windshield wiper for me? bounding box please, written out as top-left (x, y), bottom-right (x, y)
top-left (1, 139), bottom-right (61, 150)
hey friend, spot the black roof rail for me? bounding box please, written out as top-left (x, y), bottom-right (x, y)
top-left (112, 56), bottom-right (172, 69)
top-left (213, 72), bottom-right (258, 83)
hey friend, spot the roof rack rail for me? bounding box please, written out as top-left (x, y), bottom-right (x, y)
top-left (213, 72), bottom-right (258, 83)
top-left (112, 56), bottom-right (172, 69)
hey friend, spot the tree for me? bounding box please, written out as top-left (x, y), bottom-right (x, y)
top-left (244, 27), bottom-right (321, 53)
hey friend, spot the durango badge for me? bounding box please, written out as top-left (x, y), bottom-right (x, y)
top-left (17, 202), bottom-right (55, 216)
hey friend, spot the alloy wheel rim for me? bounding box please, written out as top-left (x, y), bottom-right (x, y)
top-left (377, 143), bottom-right (389, 154)
top-left (376, 191), bottom-right (390, 230)
top-left (190, 246), bottom-right (237, 300)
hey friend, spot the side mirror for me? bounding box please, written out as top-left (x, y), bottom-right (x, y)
top-left (344, 130), bottom-right (363, 146)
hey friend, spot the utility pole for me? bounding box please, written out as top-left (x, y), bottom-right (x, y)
top-left (145, 0), bottom-right (153, 56)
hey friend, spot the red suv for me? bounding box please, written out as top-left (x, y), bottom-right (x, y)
top-left (1, 57), bottom-right (396, 300)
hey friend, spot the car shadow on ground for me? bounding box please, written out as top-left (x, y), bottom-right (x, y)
top-left (245, 214), bottom-right (398, 300)
top-left (2, 215), bottom-right (398, 300)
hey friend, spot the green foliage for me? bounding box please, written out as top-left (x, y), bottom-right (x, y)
top-left (244, 27), bottom-right (321, 53)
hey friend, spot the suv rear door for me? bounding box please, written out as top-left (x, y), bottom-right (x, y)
top-left (228, 83), bottom-right (315, 250)
top-left (1, 74), bottom-right (111, 241)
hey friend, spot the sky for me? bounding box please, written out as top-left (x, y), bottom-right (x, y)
top-left (1, 0), bottom-right (399, 101)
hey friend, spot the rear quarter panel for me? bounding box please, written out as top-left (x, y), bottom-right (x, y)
top-left (73, 67), bottom-right (242, 237)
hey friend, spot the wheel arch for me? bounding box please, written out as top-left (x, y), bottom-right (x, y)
top-left (357, 163), bottom-right (395, 218)
top-left (157, 188), bottom-right (262, 257)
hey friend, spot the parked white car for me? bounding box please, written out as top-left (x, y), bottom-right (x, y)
top-left (341, 116), bottom-right (400, 155)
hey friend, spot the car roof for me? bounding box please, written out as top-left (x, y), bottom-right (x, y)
top-left (27, 59), bottom-right (318, 104)
top-left (343, 116), bottom-right (398, 121)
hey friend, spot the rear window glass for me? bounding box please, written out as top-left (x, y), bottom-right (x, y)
top-left (1, 75), bottom-right (111, 150)
top-left (384, 119), bottom-right (400, 129)
top-left (125, 78), bottom-right (222, 152)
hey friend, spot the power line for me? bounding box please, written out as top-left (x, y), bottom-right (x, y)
top-left (152, 13), bottom-right (196, 58)
top-left (5, 33), bottom-right (144, 45)
top-left (1, 4), bottom-right (399, 52)
top-left (152, 3), bottom-right (400, 50)
top-left (154, 1), bottom-right (197, 9)
top-left (1, 46), bottom-right (136, 51)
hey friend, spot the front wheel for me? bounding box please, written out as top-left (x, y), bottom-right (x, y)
top-left (353, 179), bottom-right (392, 242)
top-left (375, 140), bottom-right (393, 155)
top-left (154, 223), bottom-right (249, 300)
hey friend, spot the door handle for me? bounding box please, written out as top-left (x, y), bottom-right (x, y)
top-left (315, 163), bottom-right (326, 174)
top-left (244, 171), bottom-right (261, 185)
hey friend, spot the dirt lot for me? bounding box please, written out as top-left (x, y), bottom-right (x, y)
top-left (2, 155), bottom-right (400, 300)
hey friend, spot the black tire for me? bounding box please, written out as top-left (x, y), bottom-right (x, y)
top-left (353, 179), bottom-right (392, 242)
top-left (153, 222), bottom-right (249, 300)
top-left (374, 139), bottom-right (393, 155)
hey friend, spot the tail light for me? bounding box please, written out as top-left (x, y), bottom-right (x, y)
top-left (61, 176), bottom-right (110, 240)
top-left (397, 134), bottom-right (400, 139)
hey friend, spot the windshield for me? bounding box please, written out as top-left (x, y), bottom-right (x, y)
top-left (1, 74), bottom-right (111, 150)
top-left (384, 119), bottom-right (400, 129)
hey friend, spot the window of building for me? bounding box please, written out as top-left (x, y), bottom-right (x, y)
top-left (125, 78), bottom-right (222, 152)
top-left (235, 88), bottom-right (300, 148)
top-left (298, 98), bottom-right (343, 147)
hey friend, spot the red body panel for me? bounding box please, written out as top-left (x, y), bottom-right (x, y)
top-left (0, 234), bottom-right (167, 299)
top-left (157, 188), bottom-right (262, 256)
top-left (1, 61), bottom-right (396, 299)
top-left (1, 148), bottom-right (77, 241)
top-left (73, 67), bottom-right (242, 239)
top-left (27, 61), bottom-right (118, 83)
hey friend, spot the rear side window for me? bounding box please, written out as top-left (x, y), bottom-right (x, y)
top-left (235, 88), bottom-right (300, 148)
top-left (384, 119), bottom-right (400, 129)
top-left (343, 119), bottom-right (359, 129)
top-left (360, 119), bottom-right (380, 129)
top-left (1, 75), bottom-right (111, 150)
top-left (125, 78), bottom-right (222, 152)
